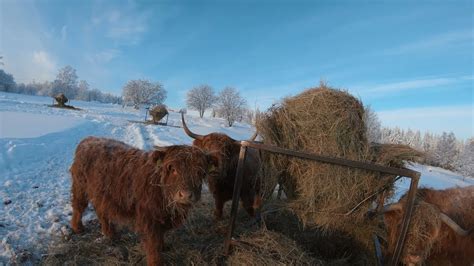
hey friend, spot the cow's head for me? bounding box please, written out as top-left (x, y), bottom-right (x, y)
top-left (181, 113), bottom-right (257, 179)
top-left (383, 200), bottom-right (470, 265)
top-left (152, 145), bottom-right (218, 208)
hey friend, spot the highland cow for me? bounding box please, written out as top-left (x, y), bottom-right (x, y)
top-left (181, 113), bottom-right (262, 219)
top-left (70, 137), bottom-right (216, 266)
top-left (384, 186), bottom-right (474, 265)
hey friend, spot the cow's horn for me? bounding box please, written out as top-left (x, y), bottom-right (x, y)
top-left (249, 131), bottom-right (258, 141)
top-left (383, 203), bottom-right (403, 213)
top-left (181, 113), bottom-right (204, 140)
top-left (439, 212), bottom-right (470, 236)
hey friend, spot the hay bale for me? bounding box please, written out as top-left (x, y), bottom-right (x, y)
top-left (54, 93), bottom-right (68, 107)
top-left (149, 105), bottom-right (168, 124)
top-left (256, 84), bottom-right (421, 251)
top-left (228, 229), bottom-right (324, 266)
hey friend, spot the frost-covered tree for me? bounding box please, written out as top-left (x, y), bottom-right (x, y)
top-left (76, 80), bottom-right (90, 101)
top-left (434, 132), bottom-right (458, 169)
top-left (122, 79), bottom-right (166, 109)
top-left (364, 106), bottom-right (382, 143)
top-left (0, 69), bottom-right (16, 92)
top-left (216, 87), bottom-right (247, 127)
top-left (456, 138), bottom-right (474, 179)
top-left (186, 85), bottom-right (216, 118)
top-left (51, 65), bottom-right (78, 99)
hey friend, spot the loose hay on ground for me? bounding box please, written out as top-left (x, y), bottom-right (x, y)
top-left (228, 229), bottom-right (323, 266)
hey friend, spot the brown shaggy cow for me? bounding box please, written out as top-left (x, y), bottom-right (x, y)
top-left (384, 186), bottom-right (474, 265)
top-left (181, 113), bottom-right (262, 219)
top-left (70, 137), bottom-right (216, 265)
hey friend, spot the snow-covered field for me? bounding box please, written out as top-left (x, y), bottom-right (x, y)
top-left (0, 92), bottom-right (472, 264)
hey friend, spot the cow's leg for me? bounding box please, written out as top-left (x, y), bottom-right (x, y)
top-left (71, 181), bottom-right (88, 233)
top-left (142, 229), bottom-right (164, 266)
top-left (213, 193), bottom-right (225, 220)
top-left (241, 193), bottom-right (256, 217)
top-left (97, 211), bottom-right (115, 238)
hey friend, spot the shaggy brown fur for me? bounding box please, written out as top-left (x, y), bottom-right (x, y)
top-left (70, 137), bottom-right (215, 266)
top-left (384, 186), bottom-right (474, 265)
top-left (192, 133), bottom-right (262, 219)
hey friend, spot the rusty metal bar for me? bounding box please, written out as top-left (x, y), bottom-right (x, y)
top-left (241, 141), bottom-right (419, 178)
top-left (389, 174), bottom-right (420, 266)
top-left (224, 144), bottom-right (248, 255)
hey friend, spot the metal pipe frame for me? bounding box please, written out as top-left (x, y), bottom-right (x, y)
top-left (224, 140), bottom-right (420, 266)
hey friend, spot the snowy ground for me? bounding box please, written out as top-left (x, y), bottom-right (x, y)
top-left (0, 92), bottom-right (472, 263)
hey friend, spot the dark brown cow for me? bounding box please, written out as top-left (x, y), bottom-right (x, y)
top-left (70, 137), bottom-right (216, 265)
top-left (384, 186), bottom-right (474, 265)
top-left (181, 113), bottom-right (262, 219)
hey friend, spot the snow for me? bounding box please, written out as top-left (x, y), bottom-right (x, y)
top-left (0, 112), bottom-right (85, 138)
top-left (0, 91), bottom-right (472, 264)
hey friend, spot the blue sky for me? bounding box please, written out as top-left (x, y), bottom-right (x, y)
top-left (1, 0), bottom-right (472, 138)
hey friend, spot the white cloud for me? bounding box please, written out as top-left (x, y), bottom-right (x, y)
top-left (378, 105), bottom-right (473, 139)
top-left (32, 51), bottom-right (57, 81)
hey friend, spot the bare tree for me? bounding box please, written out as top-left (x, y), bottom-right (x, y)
top-left (122, 79), bottom-right (167, 109)
top-left (216, 87), bottom-right (247, 127)
top-left (186, 85), bottom-right (216, 118)
top-left (364, 106), bottom-right (382, 143)
top-left (51, 65), bottom-right (78, 99)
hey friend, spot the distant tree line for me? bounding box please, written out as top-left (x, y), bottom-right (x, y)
top-left (0, 66), bottom-right (122, 104)
top-left (185, 84), bottom-right (252, 127)
top-left (365, 108), bottom-right (473, 179)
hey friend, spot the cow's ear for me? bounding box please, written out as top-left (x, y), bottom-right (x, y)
top-left (206, 152), bottom-right (219, 173)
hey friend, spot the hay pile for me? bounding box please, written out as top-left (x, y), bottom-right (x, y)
top-left (54, 93), bottom-right (68, 107)
top-left (256, 84), bottom-right (420, 251)
top-left (149, 105), bottom-right (168, 124)
top-left (228, 229), bottom-right (323, 266)
top-left (50, 93), bottom-right (80, 110)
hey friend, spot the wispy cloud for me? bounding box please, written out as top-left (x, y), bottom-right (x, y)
top-left (86, 49), bottom-right (121, 64)
top-left (352, 75), bottom-right (473, 96)
top-left (60, 25), bottom-right (67, 42)
top-left (378, 105), bottom-right (473, 139)
top-left (91, 8), bottom-right (150, 45)
top-left (384, 29), bottom-right (473, 55)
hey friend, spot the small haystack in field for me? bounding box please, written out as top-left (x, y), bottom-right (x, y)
top-left (54, 93), bottom-right (68, 107)
top-left (256, 84), bottom-right (421, 255)
top-left (50, 93), bottom-right (80, 110)
top-left (149, 105), bottom-right (168, 124)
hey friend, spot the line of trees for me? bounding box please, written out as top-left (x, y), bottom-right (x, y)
top-left (185, 84), bottom-right (251, 127)
top-left (365, 107), bottom-right (473, 178)
top-left (0, 66), bottom-right (122, 104)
